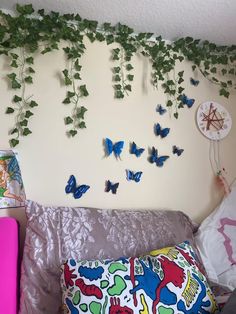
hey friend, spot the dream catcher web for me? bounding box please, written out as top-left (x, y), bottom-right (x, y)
top-left (197, 101), bottom-right (232, 195)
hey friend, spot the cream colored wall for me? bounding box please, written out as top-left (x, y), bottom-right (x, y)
top-left (0, 40), bottom-right (236, 247)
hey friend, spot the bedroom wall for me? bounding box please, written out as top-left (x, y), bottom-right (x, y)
top-left (0, 40), bottom-right (236, 250)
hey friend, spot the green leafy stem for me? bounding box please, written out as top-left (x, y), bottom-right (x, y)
top-left (0, 4), bottom-right (235, 146)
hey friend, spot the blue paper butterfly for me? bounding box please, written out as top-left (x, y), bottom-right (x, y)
top-left (173, 145), bottom-right (184, 156)
top-left (149, 147), bottom-right (169, 167)
top-left (130, 142), bottom-right (145, 157)
top-left (180, 94), bottom-right (195, 108)
top-left (156, 104), bottom-right (167, 115)
top-left (105, 138), bottom-right (124, 158)
top-left (190, 77), bottom-right (199, 86)
top-left (65, 175), bottom-right (90, 199)
top-left (155, 123), bottom-right (170, 138)
top-left (126, 170), bottom-right (143, 182)
top-left (105, 180), bottom-right (119, 194)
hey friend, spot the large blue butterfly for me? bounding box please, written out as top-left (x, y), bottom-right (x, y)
top-left (65, 175), bottom-right (90, 199)
top-left (173, 145), bottom-right (184, 156)
top-left (190, 77), bottom-right (199, 86)
top-left (126, 170), bottom-right (143, 183)
top-left (149, 147), bottom-right (169, 167)
top-left (130, 142), bottom-right (145, 157)
top-left (105, 138), bottom-right (124, 158)
top-left (155, 123), bottom-right (170, 138)
top-left (105, 180), bottom-right (119, 194)
top-left (180, 94), bottom-right (195, 108)
top-left (156, 104), bottom-right (167, 115)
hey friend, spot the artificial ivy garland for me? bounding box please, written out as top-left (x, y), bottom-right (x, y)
top-left (0, 4), bottom-right (235, 147)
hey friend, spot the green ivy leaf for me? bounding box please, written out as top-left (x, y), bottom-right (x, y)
top-left (13, 95), bottom-right (22, 102)
top-left (29, 100), bottom-right (38, 107)
top-left (78, 121), bottom-right (86, 128)
top-left (25, 57), bottom-right (34, 64)
top-left (25, 110), bottom-right (34, 118)
top-left (9, 138), bottom-right (19, 147)
top-left (178, 87), bottom-right (184, 94)
top-left (126, 64), bottom-right (134, 71)
top-left (69, 129), bottom-right (77, 137)
top-left (10, 60), bottom-right (18, 68)
top-left (65, 77), bottom-right (72, 85)
top-left (7, 73), bottom-right (17, 80)
top-left (77, 106), bottom-right (87, 119)
top-left (114, 75), bottom-right (121, 82)
top-left (25, 76), bottom-right (33, 84)
top-left (16, 4), bottom-right (34, 15)
top-left (178, 71), bottom-right (184, 77)
top-left (10, 53), bottom-right (18, 60)
top-left (174, 112), bottom-right (179, 119)
top-left (219, 88), bottom-right (229, 98)
top-left (22, 128), bottom-right (32, 136)
top-left (115, 90), bottom-right (124, 98)
top-left (124, 84), bottom-right (132, 91)
top-left (10, 128), bottom-right (18, 135)
top-left (113, 67), bottom-right (121, 73)
top-left (166, 100), bottom-right (173, 107)
top-left (28, 67), bottom-right (35, 73)
top-left (65, 116), bottom-right (73, 125)
top-left (6, 107), bottom-right (14, 114)
top-left (12, 80), bottom-right (21, 89)
top-left (67, 91), bottom-right (75, 98)
top-left (20, 119), bottom-right (28, 127)
top-left (79, 85), bottom-right (89, 97)
top-left (127, 74), bottom-right (134, 81)
top-left (63, 97), bottom-right (71, 104)
top-left (178, 77), bottom-right (184, 84)
top-left (74, 60), bottom-right (82, 72)
top-left (74, 73), bottom-right (81, 80)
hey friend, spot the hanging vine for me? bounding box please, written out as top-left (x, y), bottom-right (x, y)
top-left (0, 4), bottom-right (235, 147)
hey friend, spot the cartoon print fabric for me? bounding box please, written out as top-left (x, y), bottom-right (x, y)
top-left (0, 150), bottom-right (25, 208)
top-left (61, 241), bottom-right (218, 314)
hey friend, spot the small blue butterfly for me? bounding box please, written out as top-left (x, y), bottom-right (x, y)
top-left (155, 123), bottom-right (170, 138)
top-left (156, 104), bottom-right (167, 115)
top-left (130, 142), bottom-right (145, 157)
top-left (65, 175), bottom-right (90, 199)
top-left (190, 78), bottom-right (199, 86)
top-left (173, 145), bottom-right (184, 156)
top-left (105, 138), bottom-right (124, 158)
top-left (105, 180), bottom-right (119, 194)
top-left (149, 147), bottom-right (169, 167)
top-left (180, 94), bottom-right (195, 108)
top-left (126, 170), bottom-right (143, 182)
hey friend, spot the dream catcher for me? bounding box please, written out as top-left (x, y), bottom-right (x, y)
top-left (196, 101), bottom-right (232, 195)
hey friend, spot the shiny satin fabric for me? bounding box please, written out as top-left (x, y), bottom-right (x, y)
top-left (19, 200), bottom-right (198, 314)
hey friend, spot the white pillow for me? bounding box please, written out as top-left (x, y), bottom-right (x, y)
top-left (195, 185), bottom-right (236, 290)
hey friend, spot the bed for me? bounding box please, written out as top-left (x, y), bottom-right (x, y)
top-left (18, 188), bottom-right (236, 313)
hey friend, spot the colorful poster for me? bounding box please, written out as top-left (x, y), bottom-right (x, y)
top-left (0, 150), bottom-right (25, 209)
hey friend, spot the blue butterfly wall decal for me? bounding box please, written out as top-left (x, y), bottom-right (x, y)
top-left (105, 180), bottom-right (119, 194)
top-left (180, 94), bottom-right (195, 108)
top-left (156, 104), bottom-right (167, 115)
top-left (172, 145), bottom-right (184, 156)
top-left (65, 175), bottom-right (90, 199)
top-left (105, 138), bottom-right (124, 159)
top-left (126, 170), bottom-right (143, 183)
top-left (155, 123), bottom-right (170, 138)
top-left (149, 147), bottom-right (169, 167)
top-left (190, 77), bottom-right (199, 86)
top-left (130, 142), bottom-right (145, 157)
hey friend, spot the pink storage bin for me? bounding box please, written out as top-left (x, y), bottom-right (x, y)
top-left (0, 217), bottom-right (19, 314)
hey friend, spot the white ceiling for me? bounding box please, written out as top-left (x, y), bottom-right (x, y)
top-left (1, 0), bottom-right (236, 45)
